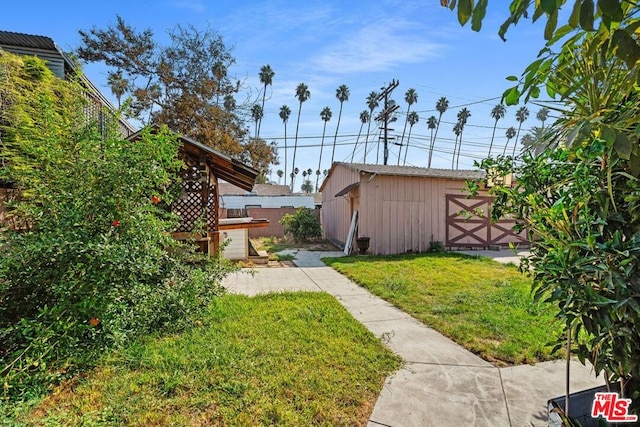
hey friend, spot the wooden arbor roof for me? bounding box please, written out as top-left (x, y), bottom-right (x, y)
top-left (127, 127), bottom-right (259, 192)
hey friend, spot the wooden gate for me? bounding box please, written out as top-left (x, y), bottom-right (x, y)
top-left (445, 194), bottom-right (527, 248)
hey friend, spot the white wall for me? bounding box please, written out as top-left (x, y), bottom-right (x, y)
top-left (221, 228), bottom-right (248, 260)
top-left (221, 195), bottom-right (314, 209)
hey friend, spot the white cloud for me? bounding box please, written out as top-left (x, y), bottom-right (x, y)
top-left (311, 19), bottom-right (444, 74)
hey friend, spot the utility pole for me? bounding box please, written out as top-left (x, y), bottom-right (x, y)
top-left (375, 79), bottom-right (400, 165)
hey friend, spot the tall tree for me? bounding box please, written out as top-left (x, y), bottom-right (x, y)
top-left (250, 104), bottom-right (263, 139)
top-left (331, 84), bottom-right (350, 164)
top-left (77, 16), bottom-right (275, 175)
top-left (451, 122), bottom-right (462, 169)
top-left (423, 115), bottom-right (438, 167)
top-left (316, 106), bottom-right (332, 192)
top-left (512, 106), bottom-right (529, 157)
top-left (279, 105), bottom-right (291, 186)
top-left (107, 70), bottom-right (129, 108)
top-left (363, 91), bottom-right (379, 163)
top-left (488, 103), bottom-right (506, 157)
top-left (257, 64), bottom-right (274, 137)
top-left (291, 83), bottom-right (310, 189)
top-left (502, 126), bottom-right (516, 156)
top-left (399, 88), bottom-right (418, 162)
top-left (352, 110), bottom-right (369, 162)
top-left (402, 111), bottom-right (420, 166)
top-left (300, 179), bottom-right (314, 194)
top-left (429, 96), bottom-right (449, 168)
top-left (536, 107), bottom-right (549, 129)
top-left (276, 169), bottom-right (284, 184)
top-left (454, 108), bottom-right (471, 169)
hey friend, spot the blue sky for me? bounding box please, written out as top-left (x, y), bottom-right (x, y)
top-left (3, 1), bottom-right (552, 188)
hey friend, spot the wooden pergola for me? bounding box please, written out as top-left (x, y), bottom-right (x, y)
top-left (128, 127), bottom-right (260, 255)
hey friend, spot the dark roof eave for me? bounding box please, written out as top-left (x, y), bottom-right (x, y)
top-left (127, 126), bottom-right (258, 192)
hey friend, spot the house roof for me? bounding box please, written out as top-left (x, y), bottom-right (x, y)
top-left (218, 183), bottom-right (292, 196)
top-left (0, 30), bottom-right (136, 136)
top-left (128, 127), bottom-right (259, 192)
top-left (0, 30), bottom-right (57, 50)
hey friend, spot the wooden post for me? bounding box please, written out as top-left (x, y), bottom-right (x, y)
top-left (208, 171), bottom-right (220, 257)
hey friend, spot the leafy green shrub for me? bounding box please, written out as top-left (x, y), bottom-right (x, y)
top-left (429, 241), bottom-right (445, 253)
top-left (0, 52), bottom-right (235, 403)
top-left (280, 208), bottom-right (322, 242)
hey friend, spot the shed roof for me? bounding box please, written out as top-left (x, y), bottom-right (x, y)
top-left (128, 127), bottom-right (259, 192)
top-left (336, 163), bottom-right (486, 180)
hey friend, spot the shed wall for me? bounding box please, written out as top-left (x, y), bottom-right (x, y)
top-left (321, 165), bottom-right (359, 248)
top-left (358, 174), bottom-right (472, 255)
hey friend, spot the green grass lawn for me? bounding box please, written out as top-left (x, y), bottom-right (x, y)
top-left (20, 293), bottom-right (401, 426)
top-left (324, 252), bottom-right (562, 366)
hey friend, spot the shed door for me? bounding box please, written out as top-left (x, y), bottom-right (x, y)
top-left (445, 194), bottom-right (526, 248)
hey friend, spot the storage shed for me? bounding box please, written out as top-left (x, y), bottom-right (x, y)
top-left (320, 163), bottom-right (527, 255)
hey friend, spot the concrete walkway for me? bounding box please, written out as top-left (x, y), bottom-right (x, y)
top-left (222, 250), bottom-right (603, 427)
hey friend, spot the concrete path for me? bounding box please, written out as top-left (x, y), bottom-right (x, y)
top-left (222, 250), bottom-right (603, 426)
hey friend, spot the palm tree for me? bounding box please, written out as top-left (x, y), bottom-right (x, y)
top-left (290, 167), bottom-right (299, 191)
top-left (316, 106), bottom-right (332, 192)
top-left (251, 104), bottom-right (263, 139)
top-left (429, 97), bottom-right (449, 168)
top-left (301, 179), bottom-right (314, 194)
top-left (536, 107), bottom-right (549, 129)
top-left (402, 111), bottom-right (420, 166)
top-left (522, 126), bottom-right (551, 156)
top-left (257, 65), bottom-right (275, 137)
top-left (399, 88), bottom-right (418, 162)
top-left (451, 122), bottom-right (462, 169)
top-left (107, 70), bottom-right (129, 108)
top-left (454, 108), bottom-right (471, 169)
top-left (488, 103), bottom-right (506, 157)
top-left (331, 85), bottom-right (350, 164)
top-left (512, 106), bottom-right (530, 158)
top-left (292, 83), bottom-right (310, 189)
top-left (503, 126), bottom-right (517, 156)
top-left (423, 116), bottom-right (438, 167)
top-left (276, 169), bottom-right (284, 184)
top-left (363, 91), bottom-right (379, 163)
top-left (307, 168), bottom-right (313, 177)
top-left (352, 110), bottom-right (369, 162)
top-left (279, 105), bottom-right (291, 186)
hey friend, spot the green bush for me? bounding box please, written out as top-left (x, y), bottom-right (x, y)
top-left (0, 52), bottom-right (235, 403)
top-left (280, 208), bottom-right (322, 242)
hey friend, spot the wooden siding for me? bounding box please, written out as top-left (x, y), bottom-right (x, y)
top-left (321, 165), bottom-right (360, 248)
top-left (357, 173), bottom-right (461, 255)
top-left (221, 228), bottom-right (248, 260)
top-left (321, 164), bottom-right (526, 255)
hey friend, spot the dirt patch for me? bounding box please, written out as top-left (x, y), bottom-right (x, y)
top-left (238, 260), bottom-right (297, 268)
top-left (251, 237), bottom-right (340, 253)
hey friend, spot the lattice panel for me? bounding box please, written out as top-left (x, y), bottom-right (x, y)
top-left (172, 165), bottom-right (209, 232)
